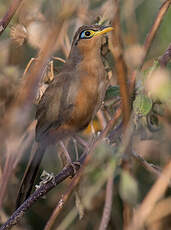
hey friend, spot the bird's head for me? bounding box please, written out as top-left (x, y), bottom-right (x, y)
top-left (69, 25), bottom-right (113, 60)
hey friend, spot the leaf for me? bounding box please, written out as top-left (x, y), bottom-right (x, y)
top-left (75, 191), bottom-right (85, 220)
top-left (105, 85), bottom-right (120, 101)
top-left (119, 171), bottom-right (139, 205)
top-left (133, 94), bottom-right (152, 116)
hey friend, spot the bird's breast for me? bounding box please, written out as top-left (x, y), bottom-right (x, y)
top-left (68, 63), bottom-right (106, 131)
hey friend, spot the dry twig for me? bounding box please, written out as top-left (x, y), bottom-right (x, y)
top-left (44, 108), bottom-right (121, 230)
top-left (126, 161), bottom-right (171, 230)
top-left (0, 2), bottom-right (78, 210)
top-left (130, 0), bottom-right (171, 93)
top-left (158, 42), bottom-right (171, 67)
top-left (143, 0), bottom-right (171, 65)
top-left (111, 0), bottom-right (130, 128)
top-left (98, 175), bottom-right (114, 230)
top-left (98, 109), bottom-right (114, 230)
top-left (0, 0), bottom-right (24, 36)
top-left (0, 109), bottom-right (121, 230)
top-left (0, 162), bottom-right (81, 230)
top-left (0, 23), bottom-right (65, 209)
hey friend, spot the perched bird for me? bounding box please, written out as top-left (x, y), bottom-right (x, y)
top-left (16, 24), bottom-right (113, 208)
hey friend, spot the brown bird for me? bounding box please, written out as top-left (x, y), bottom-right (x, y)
top-left (16, 24), bottom-right (113, 208)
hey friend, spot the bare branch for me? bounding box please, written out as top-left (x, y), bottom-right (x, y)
top-left (126, 161), bottom-right (171, 230)
top-left (98, 175), bottom-right (114, 230)
top-left (158, 42), bottom-right (171, 67)
top-left (130, 0), bottom-right (171, 94)
top-left (44, 108), bottom-right (121, 230)
top-left (0, 0), bottom-right (24, 36)
top-left (0, 162), bottom-right (81, 230)
top-left (111, 0), bottom-right (130, 128)
top-left (0, 109), bottom-right (121, 230)
top-left (143, 0), bottom-right (171, 64)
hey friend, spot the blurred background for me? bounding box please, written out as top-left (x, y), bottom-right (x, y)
top-left (0, 0), bottom-right (171, 230)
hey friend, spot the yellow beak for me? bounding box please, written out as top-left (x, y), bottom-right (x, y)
top-left (94, 26), bottom-right (113, 37)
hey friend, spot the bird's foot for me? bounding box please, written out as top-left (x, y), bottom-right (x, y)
top-left (64, 161), bottom-right (81, 178)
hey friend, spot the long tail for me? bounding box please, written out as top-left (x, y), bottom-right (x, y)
top-left (16, 142), bottom-right (46, 209)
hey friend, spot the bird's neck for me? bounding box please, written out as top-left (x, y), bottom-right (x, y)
top-left (67, 44), bottom-right (102, 67)
top-left (67, 46), bottom-right (83, 66)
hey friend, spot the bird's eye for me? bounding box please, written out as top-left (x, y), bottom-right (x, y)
top-left (85, 31), bottom-right (91, 36)
top-left (80, 30), bottom-right (95, 39)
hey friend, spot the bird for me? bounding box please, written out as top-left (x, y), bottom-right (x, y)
top-left (16, 24), bottom-right (113, 208)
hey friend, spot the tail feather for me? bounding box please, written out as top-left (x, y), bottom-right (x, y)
top-left (16, 143), bottom-right (46, 209)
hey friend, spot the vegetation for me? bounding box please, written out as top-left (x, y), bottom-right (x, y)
top-left (0, 0), bottom-right (171, 230)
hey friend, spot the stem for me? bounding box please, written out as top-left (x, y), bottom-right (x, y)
top-left (0, 0), bottom-right (24, 36)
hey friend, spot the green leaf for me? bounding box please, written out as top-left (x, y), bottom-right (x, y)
top-left (119, 171), bottom-right (139, 205)
top-left (133, 94), bottom-right (152, 116)
top-left (105, 85), bottom-right (120, 100)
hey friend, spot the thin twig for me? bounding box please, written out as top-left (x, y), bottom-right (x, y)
top-left (0, 162), bottom-right (81, 230)
top-left (143, 0), bottom-right (171, 65)
top-left (0, 24), bottom-right (64, 209)
top-left (0, 109), bottom-right (121, 230)
top-left (0, 0), bottom-right (24, 36)
top-left (98, 175), bottom-right (114, 230)
top-left (132, 152), bottom-right (171, 188)
top-left (98, 108), bottom-right (113, 230)
top-left (130, 0), bottom-right (171, 94)
top-left (111, 0), bottom-right (130, 128)
top-left (126, 161), bottom-right (171, 230)
top-left (111, 8), bottom-right (133, 225)
top-left (158, 42), bottom-right (171, 67)
top-left (146, 197), bottom-right (171, 226)
top-left (132, 152), bottom-right (161, 176)
top-left (44, 108), bottom-right (121, 230)
top-left (0, 126), bottom-right (34, 209)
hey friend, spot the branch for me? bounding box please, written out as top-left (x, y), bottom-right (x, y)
top-left (0, 124), bottom-right (35, 209)
top-left (0, 23), bottom-right (65, 210)
top-left (130, 0), bottom-right (171, 94)
top-left (126, 161), bottom-right (171, 230)
top-left (0, 6), bottom-right (77, 208)
top-left (98, 175), bottom-right (114, 230)
top-left (44, 108), bottom-right (121, 230)
top-left (0, 0), bottom-right (24, 36)
top-left (143, 0), bottom-right (171, 64)
top-left (132, 152), bottom-right (171, 188)
top-left (98, 109), bottom-right (114, 230)
top-left (132, 152), bottom-right (161, 176)
top-left (158, 42), bottom-right (171, 67)
top-left (111, 0), bottom-right (131, 128)
top-left (0, 162), bottom-right (81, 230)
top-left (0, 108), bottom-right (121, 230)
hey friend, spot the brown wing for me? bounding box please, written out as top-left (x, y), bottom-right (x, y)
top-left (35, 72), bottom-right (75, 142)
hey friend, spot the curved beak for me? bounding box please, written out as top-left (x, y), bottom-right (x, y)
top-left (94, 26), bottom-right (113, 37)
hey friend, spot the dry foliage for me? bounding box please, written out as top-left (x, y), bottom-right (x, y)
top-left (0, 1), bottom-right (171, 230)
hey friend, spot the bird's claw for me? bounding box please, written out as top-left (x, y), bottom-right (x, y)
top-left (64, 161), bottom-right (81, 178)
